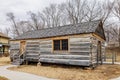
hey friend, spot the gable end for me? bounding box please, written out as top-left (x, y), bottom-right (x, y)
top-left (95, 21), bottom-right (106, 41)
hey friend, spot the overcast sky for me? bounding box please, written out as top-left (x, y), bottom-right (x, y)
top-left (0, 0), bottom-right (66, 31)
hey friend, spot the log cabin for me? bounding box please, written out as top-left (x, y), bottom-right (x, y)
top-left (10, 20), bottom-right (106, 67)
top-left (0, 32), bottom-right (10, 56)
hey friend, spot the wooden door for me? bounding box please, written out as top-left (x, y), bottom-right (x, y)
top-left (20, 41), bottom-right (26, 54)
top-left (97, 41), bottom-right (102, 63)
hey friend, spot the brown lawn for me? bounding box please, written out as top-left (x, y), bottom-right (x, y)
top-left (5, 48), bottom-right (120, 80)
top-left (0, 76), bottom-right (8, 80)
top-left (117, 56), bottom-right (120, 62)
top-left (8, 64), bottom-right (120, 80)
top-left (105, 48), bottom-right (120, 62)
top-left (117, 51), bottom-right (120, 62)
top-left (0, 57), bottom-right (10, 66)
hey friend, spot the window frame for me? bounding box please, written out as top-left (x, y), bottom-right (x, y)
top-left (53, 39), bottom-right (69, 51)
top-left (53, 40), bottom-right (60, 50)
top-left (61, 39), bottom-right (68, 50)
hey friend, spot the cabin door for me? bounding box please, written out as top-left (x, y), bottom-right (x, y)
top-left (97, 41), bottom-right (102, 64)
top-left (20, 41), bottom-right (26, 54)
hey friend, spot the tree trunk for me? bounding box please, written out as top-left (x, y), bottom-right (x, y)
top-left (119, 27), bottom-right (120, 48)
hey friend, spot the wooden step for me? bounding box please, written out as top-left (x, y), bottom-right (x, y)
top-left (12, 59), bottom-right (24, 65)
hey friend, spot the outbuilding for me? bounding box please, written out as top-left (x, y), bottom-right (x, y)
top-left (0, 32), bottom-right (10, 56)
top-left (10, 20), bottom-right (106, 67)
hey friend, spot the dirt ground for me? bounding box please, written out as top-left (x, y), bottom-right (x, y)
top-left (0, 76), bottom-right (8, 80)
top-left (0, 57), bottom-right (10, 66)
top-left (8, 64), bottom-right (120, 80)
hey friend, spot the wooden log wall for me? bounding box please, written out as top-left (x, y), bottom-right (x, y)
top-left (25, 40), bottom-right (40, 62)
top-left (91, 37), bottom-right (98, 64)
top-left (39, 37), bottom-right (93, 66)
top-left (40, 40), bottom-right (52, 54)
top-left (69, 37), bottom-right (92, 55)
top-left (10, 43), bottom-right (20, 50)
top-left (10, 42), bottom-right (20, 58)
top-left (40, 54), bottom-right (91, 66)
top-left (91, 37), bottom-right (105, 64)
top-left (101, 42), bottom-right (105, 60)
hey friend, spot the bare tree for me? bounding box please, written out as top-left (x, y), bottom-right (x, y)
top-left (101, 0), bottom-right (115, 43)
top-left (84, 0), bottom-right (114, 24)
top-left (101, 0), bottom-right (115, 24)
top-left (65, 0), bottom-right (87, 24)
top-left (58, 3), bottom-right (68, 26)
top-left (3, 27), bottom-right (11, 36)
top-left (5, 0), bottom-right (116, 41)
top-left (113, 0), bottom-right (120, 47)
top-left (65, 0), bottom-right (115, 44)
top-left (84, 0), bottom-right (103, 22)
top-left (37, 12), bottom-right (46, 28)
top-left (28, 11), bottom-right (40, 30)
top-left (17, 21), bottom-right (32, 34)
top-left (113, 0), bottom-right (120, 20)
top-left (117, 27), bottom-right (120, 43)
top-left (6, 12), bottom-right (20, 37)
top-left (6, 12), bottom-right (33, 37)
top-left (112, 25), bottom-right (120, 47)
top-left (42, 3), bottom-right (67, 28)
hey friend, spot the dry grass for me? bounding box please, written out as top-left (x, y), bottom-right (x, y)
top-left (0, 57), bottom-right (10, 66)
top-left (105, 49), bottom-right (120, 62)
top-left (0, 76), bottom-right (8, 80)
top-left (9, 64), bottom-right (120, 80)
top-left (117, 51), bottom-right (120, 62)
top-left (117, 56), bottom-right (120, 62)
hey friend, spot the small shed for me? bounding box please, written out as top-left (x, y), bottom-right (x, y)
top-left (0, 32), bottom-right (10, 56)
top-left (10, 20), bottom-right (106, 67)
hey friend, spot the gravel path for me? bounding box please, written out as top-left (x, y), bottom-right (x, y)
top-left (0, 65), bottom-right (56, 80)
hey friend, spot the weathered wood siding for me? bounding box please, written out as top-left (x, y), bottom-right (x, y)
top-left (69, 37), bottom-right (92, 54)
top-left (40, 54), bottom-right (91, 66)
top-left (40, 37), bottom-right (94, 66)
top-left (10, 33), bottom-right (105, 66)
top-left (0, 37), bottom-right (9, 44)
top-left (40, 40), bottom-right (52, 54)
top-left (39, 36), bottom-right (105, 66)
top-left (101, 42), bottom-right (105, 59)
top-left (91, 37), bottom-right (98, 64)
top-left (91, 37), bottom-right (105, 64)
top-left (10, 41), bottom-right (20, 59)
top-left (25, 40), bottom-right (40, 62)
top-left (10, 42), bottom-right (20, 50)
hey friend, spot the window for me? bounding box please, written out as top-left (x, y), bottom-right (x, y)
top-left (54, 40), bottom-right (60, 50)
top-left (62, 39), bottom-right (68, 50)
top-left (53, 39), bottom-right (68, 51)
